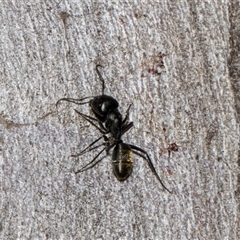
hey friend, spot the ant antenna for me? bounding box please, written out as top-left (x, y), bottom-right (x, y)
top-left (96, 65), bottom-right (105, 95)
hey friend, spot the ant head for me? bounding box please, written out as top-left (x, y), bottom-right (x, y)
top-left (90, 95), bottom-right (119, 119)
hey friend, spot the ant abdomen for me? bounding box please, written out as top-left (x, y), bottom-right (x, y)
top-left (112, 142), bottom-right (133, 181)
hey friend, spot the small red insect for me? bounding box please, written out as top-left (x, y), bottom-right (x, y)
top-left (160, 128), bottom-right (179, 158)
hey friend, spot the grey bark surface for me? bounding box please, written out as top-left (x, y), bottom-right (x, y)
top-left (1, 1), bottom-right (239, 239)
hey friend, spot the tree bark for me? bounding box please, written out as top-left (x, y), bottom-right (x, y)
top-left (1, 1), bottom-right (239, 239)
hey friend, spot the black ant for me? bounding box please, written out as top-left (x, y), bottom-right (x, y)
top-left (57, 65), bottom-right (171, 193)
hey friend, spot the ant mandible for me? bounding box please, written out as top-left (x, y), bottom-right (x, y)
top-left (57, 65), bottom-right (172, 193)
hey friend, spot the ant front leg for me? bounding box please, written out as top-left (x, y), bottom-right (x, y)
top-left (122, 122), bottom-right (134, 136)
top-left (122, 104), bottom-right (134, 136)
top-left (122, 104), bottom-right (132, 125)
top-left (74, 109), bottom-right (109, 134)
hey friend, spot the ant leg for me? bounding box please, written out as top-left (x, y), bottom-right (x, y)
top-left (75, 109), bottom-right (100, 122)
top-left (75, 146), bottom-right (107, 174)
top-left (56, 96), bottom-right (92, 106)
top-left (129, 144), bottom-right (172, 193)
top-left (121, 104), bottom-right (133, 136)
top-left (122, 122), bottom-right (134, 135)
top-left (96, 65), bottom-right (105, 95)
top-left (75, 140), bottom-right (116, 174)
top-left (122, 104), bottom-right (132, 125)
top-left (71, 135), bottom-right (108, 157)
top-left (98, 122), bottom-right (108, 133)
top-left (74, 109), bottom-right (109, 134)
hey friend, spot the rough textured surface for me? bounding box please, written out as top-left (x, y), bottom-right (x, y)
top-left (0, 0), bottom-right (239, 239)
